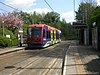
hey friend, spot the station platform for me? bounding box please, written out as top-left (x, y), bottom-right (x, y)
top-left (63, 41), bottom-right (100, 75)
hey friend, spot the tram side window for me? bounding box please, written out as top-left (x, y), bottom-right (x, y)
top-left (49, 31), bottom-right (50, 39)
top-left (46, 31), bottom-right (48, 39)
top-left (53, 31), bottom-right (54, 40)
top-left (43, 29), bottom-right (45, 38)
top-left (56, 33), bottom-right (59, 39)
top-left (46, 31), bottom-right (50, 39)
top-left (60, 33), bottom-right (61, 38)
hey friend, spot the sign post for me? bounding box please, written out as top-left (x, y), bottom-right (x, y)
top-left (6, 35), bottom-right (11, 47)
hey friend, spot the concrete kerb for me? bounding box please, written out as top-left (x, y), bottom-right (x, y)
top-left (63, 44), bottom-right (70, 75)
top-left (62, 40), bottom-right (78, 75)
top-left (0, 47), bottom-right (25, 55)
top-left (62, 40), bottom-right (88, 75)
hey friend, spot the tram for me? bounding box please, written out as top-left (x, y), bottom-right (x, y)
top-left (27, 24), bottom-right (61, 48)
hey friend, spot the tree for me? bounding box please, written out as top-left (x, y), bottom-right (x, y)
top-left (89, 6), bottom-right (100, 22)
top-left (18, 11), bottom-right (44, 35)
top-left (43, 12), bottom-right (60, 28)
top-left (0, 12), bottom-right (23, 30)
top-left (19, 11), bottom-right (32, 25)
top-left (75, 2), bottom-right (96, 24)
top-left (88, 6), bottom-right (100, 45)
top-left (60, 19), bottom-right (77, 40)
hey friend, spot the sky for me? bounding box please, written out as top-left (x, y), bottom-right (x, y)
top-left (0, 0), bottom-right (100, 23)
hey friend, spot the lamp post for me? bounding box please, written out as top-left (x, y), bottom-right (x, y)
top-left (2, 21), bottom-right (4, 37)
top-left (18, 25), bottom-right (23, 47)
top-left (73, 0), bottom-right (76, 19)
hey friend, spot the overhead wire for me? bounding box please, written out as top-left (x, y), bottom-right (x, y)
top-left (0, 0), bottom-right (54, 12)
top-left (44, 0), bottom-right (54, 11)
top-left (0, 8), bottom-right (8, 12)
top-left (0, 1), bottom-right (20, 11)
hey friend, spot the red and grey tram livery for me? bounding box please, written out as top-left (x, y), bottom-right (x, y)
top-left (27, 24), bottom-right (61, 48)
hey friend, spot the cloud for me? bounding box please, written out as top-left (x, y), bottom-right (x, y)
top-left (97, 0), bottom-right (100, 6)
top-left (25, 9), bottom-right (75, 23)
top-left (24, 8), bottom-right (51, 14)
top-left (5, 0), bottom-right (36, 10)
top-left (4, 0), bottom-right (75, 23)
top-left (61, 11), bottom-right (75, 23)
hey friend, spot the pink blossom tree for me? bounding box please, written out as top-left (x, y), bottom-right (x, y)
top-left (0, 12), bottom-right (23, 29)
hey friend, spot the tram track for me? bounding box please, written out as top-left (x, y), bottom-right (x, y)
top-left (0, 41), bottom-right (70, 75)
top-left (0, 44), bottom-right (58, 75)
top-left (12, 44), bottom-right (62, 75)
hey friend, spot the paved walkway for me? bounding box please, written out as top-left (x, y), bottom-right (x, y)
top-left (0, 47), bottom-right (25, 55)
top-left (63, 41), bottom-right (100, 75)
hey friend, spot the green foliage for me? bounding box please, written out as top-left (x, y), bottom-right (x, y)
top-left (76, 2), bottom-right (95, 23)
top-left (0, 28), bottom-right (18, 47)
top-left (87, 6), bottom-right (100, 31)
top-left (32, 12), bottom-right (43, 24)
top-left (84, 6), bottom-right (100, 45)
top-left (0, 36), bottom-right (9, 47)
top-left (89, 6), bottom-right (100, 35)
top-left (44, 12), bottom-right (60, 24)
top-left (89, 6), bottom-right (100, 23)
top-left (0, 36), bottom-right (18, 47)
top-left (22, 23), bottom-right (28, 36)
top-left (60, 20), bottom-right (77, 40)
top-left (11, 38), bottom-right (18, 46)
